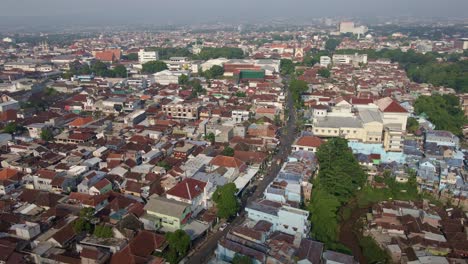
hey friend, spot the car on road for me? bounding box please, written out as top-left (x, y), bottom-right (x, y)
top-left (219, 223), bottom-right (228, 231)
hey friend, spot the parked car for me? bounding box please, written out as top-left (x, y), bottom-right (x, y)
top-left (219, 223), bottom-right (228, 231)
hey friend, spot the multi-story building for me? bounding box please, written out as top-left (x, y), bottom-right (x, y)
top-left (162, 102), bottom-right (200, 120)
top-left (138, 49), bottom-right (159, 64)
top-left (332, 53), bottom-right (368, 65)
top-left (245, 199), bottom-right (310, 237)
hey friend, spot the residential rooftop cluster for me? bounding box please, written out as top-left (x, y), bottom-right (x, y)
top-left (0, 18), bottom-right (466, 264)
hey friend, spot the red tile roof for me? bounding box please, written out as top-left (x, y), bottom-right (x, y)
top-left (69, 117), bottom-right (94, 127)
top-left (210, 155), bottom-right (247, 171)
top-left (382, 100), bottom-right (407, 113)
top-left (93, 178), bottom-right (111, 190)
top-left (166, 178), bottom-right (207, 201)
top-left (0, 169), bottom-right (19, 180)
top-left (295, 136), bottom-right (323, 148)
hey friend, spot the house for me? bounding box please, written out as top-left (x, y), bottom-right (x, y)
top-left (323, 250), bottom-right (357, 264)
top-left (143, 196), bottom-right (191, 232)
top-left (33, 169), bottom-right (62, 191)
top-left (425, 130), bottom-right (460, 148)
top-left (80, 246), bottom-right (110, 264)
top-left (77, 171), bottom-right (107, 194)
top-left (292, 136), bottom-right (323, 153)
top-left (110, 230), bottom-right (165, 264)
top-left (417, 160), bottom-right (438, 185)
top-left (245, 199), bottom-right (310, 237)
top-left (89, 178), bottom-right (113, 195)
top-left (166, 178), bottom-right (209, 217)
top-left (48, 222), bottom-right (77, 248)
top-left (0, 168), bottom-right (20, 195)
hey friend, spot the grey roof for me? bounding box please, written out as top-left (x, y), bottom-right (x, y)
top-left (314, 117), bottom-right (363, 128)
top-left (358, 109), bottom-right (383, 123)
top-left (144, 196), bottom-right (190, 218)
top-left (323, 250), bottom-right (356, 264)
top-left (247, 201), bottom-right (279, 216)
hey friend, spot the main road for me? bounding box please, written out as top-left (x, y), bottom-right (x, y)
top-left (187, 79), bottom-right (297, 264)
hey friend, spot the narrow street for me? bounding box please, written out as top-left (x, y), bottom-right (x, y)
top-left (187, 81), bottom-right (297, 264)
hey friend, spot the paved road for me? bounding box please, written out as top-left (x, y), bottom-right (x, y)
top-left (187, 81), bottom-right (297, 264)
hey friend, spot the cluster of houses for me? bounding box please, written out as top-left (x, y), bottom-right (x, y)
top-left (367, 200), bottom-right (468, 263)
top-left (215, 134), bottom-right (359, 264)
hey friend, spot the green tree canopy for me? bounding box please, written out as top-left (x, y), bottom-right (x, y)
top-left (318, 68), bottom-right (331, 78)
top-left (280, 59), bottom-right (295, 75)
top-left (213, 183), bottom-right (239, 219)
top-left (196, 47), bottom-right (244, 60)
top-left (112, 64), bottom-right (128, 78)
top-left (308, 189), bottom-right (341, 244)
top-left (178, 74), bottom-right (189, 85)
top-left (40, 129), bottom-right (54, 142)
top-left (325, 39), bottom-right (341, 51)
top-left (93, 225), bottom-right (113, 238)
top-left (315, 138), bottom-right (366, 202)
top-left (221, 147), bottom-right (235, 157)
top-left (203, 65), bottom-right (225, 79)
top-left (123, 53), bottom-right (138, 61)
top-left (406, 117), bottom-right (419, 134)
top-left (289, 78), bottom-right (308, 108)
top-left (165, 229), bottom-right (191, 264)
top-left (414, 94), bottom-right (466, 136)
top-left (142, 60), bottom-right (168, 74)
top-left (3, 122), bottom-right (18, 134)
top-left (204, 133), bottom-right (215, 144)
top-left (232, 254), bottom-right (253, 264)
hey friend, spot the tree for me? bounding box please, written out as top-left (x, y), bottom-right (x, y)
top-left (308, 189), bottom-right (340, 244)
top-left (123, 53), bottom-right (138, 61)
top-left (178, 74), bottom-right (189, 85)
top-left (190, 79), bottom-right (206, 97)
top-left (196, 47), bottom-right (244, 60)
top-left (232, 254), bottom-right (253, 264)
top-left (165, 230), bottom-right (191, 264)
top-left (157, 161), bottom-right (171, 171)
top-left (222, 147), bottom-right (235, 157)
top-left (289, 78), bottom-right (308, 108)
top-left (3, 122), bottom-right (18, 134)
top-left (142, 60), bottom-right (168, 74)
top-left (318, 68), bottom-right (331, 78)
top-left (93, 225), bottom-right (113, 238)
top-left (315, 138), bottom-right (366, 202)
top-left (204, 133), bottom-right (215, 144)
top-left (213, 183), bottom-right (239, 219)
top-left (40, 129), bottom-right (54, 142)
top-left (280, 59), bottom-right (295, 75)
top-left (325, 39), bottom-right (341, 51)
top-left (414, 94), bottom-right (466, 136)
top-left (73, 208), bottom-right (96, 233)
top-left (235, 92), bottom-right (247, 97)
top-left (406, 117), bottom-right (419, 134)
top-left (112, 64), bottom-right (127, 78)
top-left (204, 65), bottom-right (224, 79)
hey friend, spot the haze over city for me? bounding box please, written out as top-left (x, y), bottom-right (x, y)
top-left (1, 0), bottom-right (468, 26)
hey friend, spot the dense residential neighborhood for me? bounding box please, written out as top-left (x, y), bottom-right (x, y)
top-left (0, 13), bottom-right (467, 264)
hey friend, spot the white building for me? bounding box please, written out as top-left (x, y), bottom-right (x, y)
top-left (153, 70), bottom-right (189, 85)
top-left (332, 54), bottom-right (368, 65)
top-left (320, 56), bottom-right (331, 67)
top-left (245, 200), bottom-right (310, 237)
top-left (138, 49), bottom-right (159, 64)
top-left (339, 21), bottom-right (368, 35)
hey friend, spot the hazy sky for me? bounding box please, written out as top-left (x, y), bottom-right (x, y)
top-left (1, 0), bottom-right (467, 25)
